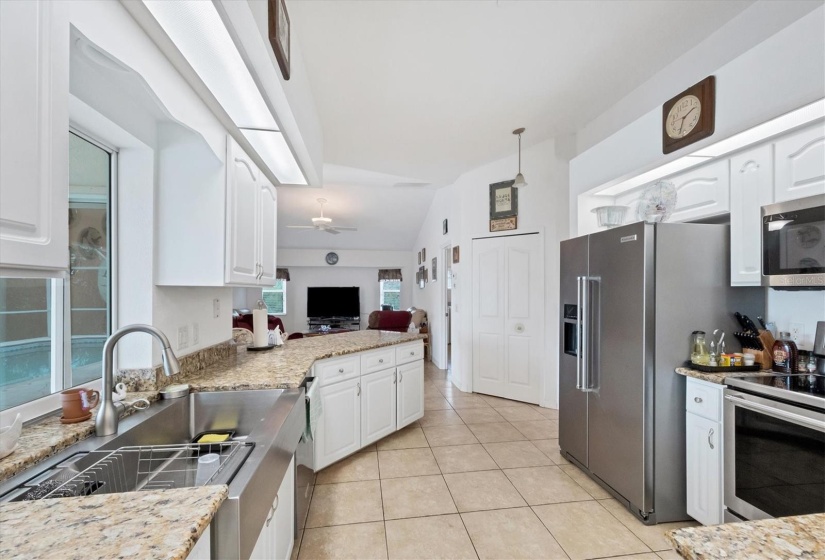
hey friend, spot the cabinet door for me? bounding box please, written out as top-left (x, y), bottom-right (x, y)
top-left (315, 378), bottom-right (361, 470)
top-left (0, 1), bottom-right (69, 270)
top-left (730, 145), bottom-right (774, 286)
top-left (273, 456), bottom-right (295, 560)
top-left (397, 361), bottom-right (424, 429)
top-left (189, 524), bottom-right (212, 560)
top-left (361, 369), bottom-right (397, 446)
top-left (686, 412), bottom-right (723, 526)
top-left (225, 137), bottom-right (260, 285)
top-left (774, 124), bottom-right (825, 202)
top-left (668, 159), bottom-right (730, 223)
top-left (258, 182), bottom-right (277, 285)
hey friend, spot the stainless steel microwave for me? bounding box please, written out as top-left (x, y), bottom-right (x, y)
top-left (762, 194), bottom-right (825, 289)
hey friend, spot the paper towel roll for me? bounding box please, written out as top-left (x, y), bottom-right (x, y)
top-left (252, 308), bottom-right (269, 347)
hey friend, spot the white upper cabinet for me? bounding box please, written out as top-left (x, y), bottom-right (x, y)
top-left (258, 182), bottom-right (277, 284)
top-left (0, 1), bottom-right (69, 271)
top-left (667, 159), bottom-right (731, 223)
top-left (225, 140), bottom-right (261, 285)
top-left (730, 145), bottom-right (774, 286)
top-left (774, 124), bottom-right (825, 202)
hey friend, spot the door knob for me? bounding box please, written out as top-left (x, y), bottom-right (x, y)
top-left (514, 323), bottom-right (525, 333)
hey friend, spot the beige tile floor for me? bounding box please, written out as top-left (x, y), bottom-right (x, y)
top-left (295, 363), bottom-right (696, 560)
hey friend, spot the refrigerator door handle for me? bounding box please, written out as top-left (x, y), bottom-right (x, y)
top-left (576, 276), bottom-right (583, 390)
top-left (580, 276), bottom-right (589, 392)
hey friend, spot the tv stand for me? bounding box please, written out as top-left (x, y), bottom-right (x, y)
top-left (307, 317), bottom-right (361, 332)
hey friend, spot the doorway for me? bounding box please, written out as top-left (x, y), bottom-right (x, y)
top-left (442, 244), bottom-right (453, 373)
top-left (471, 232), bottom-right (544, 403)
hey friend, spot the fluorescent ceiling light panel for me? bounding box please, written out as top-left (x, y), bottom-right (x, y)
top-left (144, 0), bottom-right (277, 130)
top-left (241, 129), bottom-right (307, 185)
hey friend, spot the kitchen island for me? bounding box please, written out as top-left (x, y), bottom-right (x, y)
top-left (667, 513), bottom-right (825, 559)
top-left (0, 330), bottom-right (425, 559)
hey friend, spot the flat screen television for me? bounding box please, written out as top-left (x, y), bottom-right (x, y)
top-left (307, 287), bottom-right (360, 318)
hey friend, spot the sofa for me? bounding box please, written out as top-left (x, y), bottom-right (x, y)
top-left (232, 311), bottom-right (285, 334)
top-left (367, 310), bottom-right (412, 332)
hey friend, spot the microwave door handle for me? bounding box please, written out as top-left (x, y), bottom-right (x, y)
top-left (725, 395), bottom-right (825, 431)
top-left (576, 276), bottom-right (583, 390)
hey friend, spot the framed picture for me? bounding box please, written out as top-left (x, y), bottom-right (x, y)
top-left (490, 180), bottom-right (517, 219)
top-left (490, 216), bottom-right (517, 232)
top-left (418, 265), bottom-right (425, 289)
top-left (452, 245), bottom-right (460, 264)
top-left (443, 219), bottom-right (448, 235)
top-left (422, 248), bottom-right (426, 262)
top-left (432, 257), bottom-right (437, 281)
top-left (268, 0), bottom-right (291, 80)
top-left (418, 251), bottom-right (421, 265)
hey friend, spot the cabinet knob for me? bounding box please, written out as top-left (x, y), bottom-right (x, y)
top-left (694, 397), bottom-right (703, 403)
top-left (379, 359), bottom-right (384, 363)
top-left (410, 351), bottom-right (415, 356)
top-left (338, 368), bottom-right (344, 373)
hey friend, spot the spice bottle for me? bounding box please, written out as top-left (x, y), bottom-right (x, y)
top-left (772, 332), bottom-right (798, 374)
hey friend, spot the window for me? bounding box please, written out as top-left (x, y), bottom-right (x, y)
top-left (379, 280), bottom-right (401, 310)
top-left (0, 132), bottom-right (113, 412)
top-left (262, 280), bottom-right (287, 315)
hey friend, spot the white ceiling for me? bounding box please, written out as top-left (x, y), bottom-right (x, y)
top-left (280, 0), bottom-right (754, 250)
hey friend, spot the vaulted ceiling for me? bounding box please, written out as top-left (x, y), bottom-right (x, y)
top-left (279, 0), bottom-right (754, 249)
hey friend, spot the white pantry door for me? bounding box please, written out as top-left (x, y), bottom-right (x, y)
top-left (472, 233), bottom-right (544, 403)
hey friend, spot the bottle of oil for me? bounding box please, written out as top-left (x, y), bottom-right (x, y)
top-left (772, 332), bottom-right (798, 374)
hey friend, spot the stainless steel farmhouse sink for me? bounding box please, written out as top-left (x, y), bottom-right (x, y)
top-left (0, 388), bottom-right (306, 560)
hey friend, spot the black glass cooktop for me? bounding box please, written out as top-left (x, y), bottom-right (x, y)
top-left (726, 373), bottom-right (825, 409)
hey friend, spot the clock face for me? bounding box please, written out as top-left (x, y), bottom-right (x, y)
top-left (325, 252), bottom-right (339, 265)
top-left (665, 95), bottom-right (702, 139)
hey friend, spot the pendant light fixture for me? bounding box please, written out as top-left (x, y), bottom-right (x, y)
top-left (512, 127), bottom-right (527, 188)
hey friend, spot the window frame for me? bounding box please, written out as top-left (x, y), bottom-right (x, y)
top-left (0, 129), bottom-right (117, 424)
top-left (262, 279), bottom-right (287, 315)
top-left (379, 279), bottom-right (402, 311)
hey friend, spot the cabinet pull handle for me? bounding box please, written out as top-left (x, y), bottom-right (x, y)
top-left (399, 371), bottom-right (403, 382)
top-left (265, 495), bottom-right (279, 527)
top-left (708, 428), bottom-right (714, 450)
top-left (357, 382), bottom-right (361, 396)
top-left (694, 397), bottom-right (703, 403)
top-left (393, 372), bottom-right (397, 384)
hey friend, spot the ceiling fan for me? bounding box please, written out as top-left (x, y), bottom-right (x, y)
top-left (285, 198), bottom-right (357, 235)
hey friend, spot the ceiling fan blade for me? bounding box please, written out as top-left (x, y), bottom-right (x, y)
top-left (333, 226), bottom-right (358, 231)
top-left (286, 225), bottom-right (315, 229)
top-left (324, 228), bottom-right (341, 235)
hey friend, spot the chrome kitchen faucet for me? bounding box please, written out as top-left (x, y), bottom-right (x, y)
top-left (95, 324), bottom-right (181, 436)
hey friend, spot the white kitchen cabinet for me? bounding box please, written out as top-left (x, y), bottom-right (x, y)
top-left (315, 377), bottom-right (361, 470)
top-left (188, 524), bottom-right (212, 560)
top-left (251, 456), bottom-right (295, 560)
top-left (258, 182), bottom-right (278, 284)
top-left (730, 145), bottom-right (774, 286)
top-left (0, 0), bottom-right (69, 271)
top-left (685, 377), bottom-right (724, 526)
top-left (774, 124), bottom-right (825, 202)
top-left (225, 138), bottom-right (260, 285)
top-left (397, 360), bottom-right (425, 429)
top-left (667, 159), bottom-right (731, 223)
top-left (360, 369), bottom-right (397, 446)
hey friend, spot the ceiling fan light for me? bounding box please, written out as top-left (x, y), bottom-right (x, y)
top-left (513, 173), bottom-right (528, 189)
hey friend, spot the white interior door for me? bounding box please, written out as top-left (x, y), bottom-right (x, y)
top-left (472, 233), bottom-right (544, 403)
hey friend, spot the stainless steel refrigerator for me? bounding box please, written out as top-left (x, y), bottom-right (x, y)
top-left (559, 222), bottom-right (763, 524)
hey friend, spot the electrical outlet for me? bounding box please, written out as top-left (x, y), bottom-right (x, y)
top-left (192, 322), bottom-right (199, 345)
top-left (213, 298), bottom-right (220, 319)
top-left (790, 323), bottom-right (804, 345)
top-left (177, 326), bottom-right (189, 350)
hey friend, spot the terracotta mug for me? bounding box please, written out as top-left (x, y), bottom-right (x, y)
top-left (60, 388), bottom-right (100, 419)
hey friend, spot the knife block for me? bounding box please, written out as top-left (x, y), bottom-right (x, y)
top-left (756, 330), bottom-right (775, 368)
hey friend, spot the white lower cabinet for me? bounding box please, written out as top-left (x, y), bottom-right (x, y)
top-left (188, 524), bottom-right (211, 560)
top-left (314, 344), bottom-right (425, 471)
top-left (397, 361), bottom-right (424, 429)
top-left (361, 369), bottom-right (397, 446)
top-left (251, 456), bottom-right (296, 560)
top-left (316, 378), bottom-right (362, 469)
top-left (685, 378), bottom-right (724, 526)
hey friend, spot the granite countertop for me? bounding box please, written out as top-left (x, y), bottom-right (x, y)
top-left (185, 330), bottom-right (426, 392)
top-left (667, 513), bottom-right (825, 559)
top-left (0, 485), bottom-right (227, 560)
top-left (675, 366), bottom-right (777, 385)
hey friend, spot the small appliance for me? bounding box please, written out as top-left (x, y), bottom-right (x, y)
top-left (762, 194), bottom-right (825, 289)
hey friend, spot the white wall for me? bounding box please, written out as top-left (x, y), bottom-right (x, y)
top-left (412, 137), bottom-right (572, 407)
top-left (766, 290), bottom-right (825, 351)
top-left (570, 5), bottom-right (825, 235)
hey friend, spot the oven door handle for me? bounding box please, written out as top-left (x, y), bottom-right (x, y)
top-left (725, 395), bottom-right (825, 431)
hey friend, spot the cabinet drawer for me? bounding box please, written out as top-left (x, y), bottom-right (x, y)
top-left (686, 378), bottom-right (723, 422)
top-left (315, 355), bottom-right (360, 386)
top-left (396, 342), bottom-right (424, 365)
top-left (361, 348), bottom-right (396, 374)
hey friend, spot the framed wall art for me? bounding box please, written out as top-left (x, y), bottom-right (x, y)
top-left (489, 180), bottom-right (517, 219)
top-left (268, 0), bottom-right (291, 80)
top-left (490, 216), bottom-right (517, 232)
top-left (443, 219), bottom-right (448, 235)
top-left (432, 257), bottom-right (437, 281)
top-left (452, 245), bottom-right (460, 264)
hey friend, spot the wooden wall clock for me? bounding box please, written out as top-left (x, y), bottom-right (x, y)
top-left (662, 76), bottom-right (715, 154)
